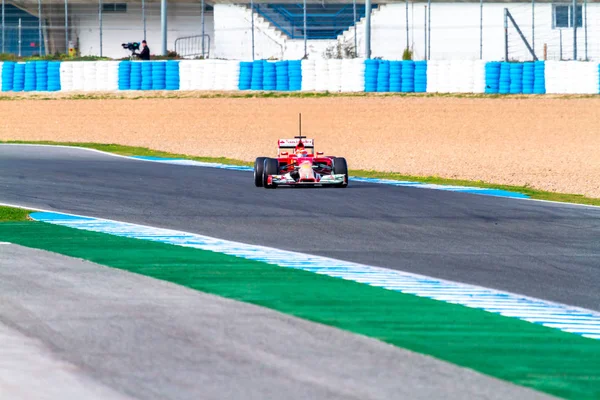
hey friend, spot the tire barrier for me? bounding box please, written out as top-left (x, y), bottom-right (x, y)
top-left (401, 61), bottom-right (415, 93)
top-left (1, 59), bottom-right (599, 94)
top-left (13, 63), bottom-right (25, 92)
top-left (376, 60), bottom-right (390, 92)
top-left (141, 62), bottom-right (153, 90)
top-left (130, 62), bottom-right (142, 90)
top-left (118, 61), bottom-right (131, 90)
top-left (276, 60), bottom-right (289, 91)
top-left (24, 62), bottom-right (36, 92)
top-left (301, 60), bottom-right (316, 91)
top-left (364, 59), bottom-right (378, 92)
top-left (498, 62), bottom-right (511, 94)
top-left (152, 61), bottom-right (166, 90)
top-left (35, 61), bottom-right (48, 91)
top-left (414, 61), bottom-right (427, 93)
top-left (166, 61), bottom-right (180, 90)
top-left (48, 62), bottom-right (61, 91)
top-left (509, 63), bottom-right (523, 94)
top-left (485, 62), bottom-right (501, 94)
top-left (288, 60), bottom-right (302, 91)
top-left (251, 60), bottom-right (264, 90)
top-left (238, 61), bottom-right (253, 90)
top-left (522, 62), bottom-right (534, 94)
top-left (1, 62), bottom-right (15, 91)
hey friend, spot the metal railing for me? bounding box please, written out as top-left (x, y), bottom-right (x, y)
top-left (174, 34), bottom-right (210, 59)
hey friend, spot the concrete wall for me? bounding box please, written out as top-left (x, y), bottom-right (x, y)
top-left (71, 3), bottom-right (215, 59)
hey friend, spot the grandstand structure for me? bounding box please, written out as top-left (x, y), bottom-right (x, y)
top-left (1, 0), bottom-right (599, 61)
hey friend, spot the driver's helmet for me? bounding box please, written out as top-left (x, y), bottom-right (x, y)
top-left (295, 141), bottom-right (308, 157)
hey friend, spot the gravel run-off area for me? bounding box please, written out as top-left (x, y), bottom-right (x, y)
top-left (1, 95), bottom-right (598, 197)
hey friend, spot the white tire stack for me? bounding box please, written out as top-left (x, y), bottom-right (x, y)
top-left (95, 62), bottom-right (108, 91)
top-left (544, 61), bottom-right (561, 94)
top-left (179, 60), bottom-right (193, 91)
top-left (106, 61), bottom-right (119, 91)
top-left (472, 60), bottom-right (486, 93)
top-left (224, 60), bottom-right (240, 91)
top-left (326, 59), bottom-right (342, 92)
top-left (60, 62), bottom-right (74, 91)
top-left (301, 59), bottom-right (316, 91)
top-left (201, 60), bottom-right (216, 90)
top-left (314, 59), bottom-right (329, 92)
top-left (190, 61), bottom-right (204, 90)
top-left (82, 62), bottom-right (97, 91)
top-left (426, 60), bottom-right (439, 93)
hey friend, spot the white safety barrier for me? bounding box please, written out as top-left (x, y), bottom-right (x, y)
top-left (340, 58), bottom-right (365, 92)
top-left (106, 61), bottom-right (119, 91)
top-left (59, 62), bottom-right (74, 91)
top-left (83, 62), bottom-right (97, 92)
top-left (314, 59), bottom-right (329, 92)
top-left (301, 60), bottom-right (316, 91)
top-left (546, 61), bottom-right (598, 94)
top-left (178, 60), bottom-right (193, 91)
top-left (472, 60), bottom-right (486, 93)
top-left (326, 59), bottom-right (342, 92)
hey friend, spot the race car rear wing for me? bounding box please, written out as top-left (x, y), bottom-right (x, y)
top-left (278, 138), bottom-right (314, 148)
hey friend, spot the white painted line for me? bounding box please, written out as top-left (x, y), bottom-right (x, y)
top-left (0, 242), bottom-right (11, 245)
top-left (4, 203), bottom-right (595, 341)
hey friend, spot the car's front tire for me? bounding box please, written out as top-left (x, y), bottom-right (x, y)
top-left (333, 157), bottom-right (348, 188)
top-left (254, 157), bottom-right (266, 187)
top-left (263, 158), bottom-right (279, 189)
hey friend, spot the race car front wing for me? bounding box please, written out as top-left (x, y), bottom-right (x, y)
top-left (268, 174), bottom-right (347, 186)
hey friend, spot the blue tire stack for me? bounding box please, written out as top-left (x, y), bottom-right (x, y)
top-left (250, 60), bottom-right (264, 90)
top-left (509, 63), bottom-right (523, 94)
top-left (24, 62), bottom-right (36, 92)
top-left (35, 61), bottom-right (48, 91)
top-left (522, 62), bottom-right (534, 94)
top-left (165, 61), bottom-right (179, 90)
top-left (13, 63), bottom-right (26, 92)
top-left (364, 59), bottom-right (378, 92)
top-left (376, 60), bottom-right (390, 92)
top-left (498, 62), bottom-right (511, 94)
top-left (263, 61), bottom-right (276, 91)
top-left (275, 61), bottom-right (289, 91)
top-left (1, 62), bottom-right (15, 91)
top-left (47, 62), bottom-right (61, 91)
top-left (152, 62), bottom-right (166, 90)
top-left (130, 62), bottom-right (142, 90)
top-left (238, 62), bottom-right (253, 90)
top-left (389, 61), bottom-right (402, 92)
top-left (13, 63), bottom-right (25, 91)
top-left (288, 60), bottom-right (302, 91)
top-left (401, 61), bottom-right (415, 92)
top-left (533, 61), bottom-right (546, 94)
top-left (414, 61), bottom-right (427, 92)
top-left (484, 62), bottom-right (501, 94)
top-left (118, 61), bottom-right (132, 90)
top-left (141, 62), bottom-right (153, 90)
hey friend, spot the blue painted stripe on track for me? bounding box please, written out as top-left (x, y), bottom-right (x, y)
top-left (130, 156), bottom-right (529, 199)
top-left (30, 211), bottom-right (600, 340)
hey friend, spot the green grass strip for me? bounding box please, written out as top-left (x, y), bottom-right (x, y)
top-left (0, 206), bottom-right (31, 221)
top-left (1, 221), bottom-right (599, 399)
top-left (2, 141), bottom-right (598, 206)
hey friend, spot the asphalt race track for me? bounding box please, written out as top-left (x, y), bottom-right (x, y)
top-left (1, 145), bottom-right (599, 311)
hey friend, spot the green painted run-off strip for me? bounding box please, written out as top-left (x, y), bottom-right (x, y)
top-left (1, 221), bottom-right (599, 399)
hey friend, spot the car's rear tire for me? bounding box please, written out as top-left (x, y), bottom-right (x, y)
top-left (254, 157), bottom-right (266, 187)
top-left (333, 157), bottom-right (348, 188)
top-left (263, 158), bottom-right (279, 189)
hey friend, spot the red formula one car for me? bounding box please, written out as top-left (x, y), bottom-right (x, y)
top-left (254, 135), bottom-right (348, 189)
